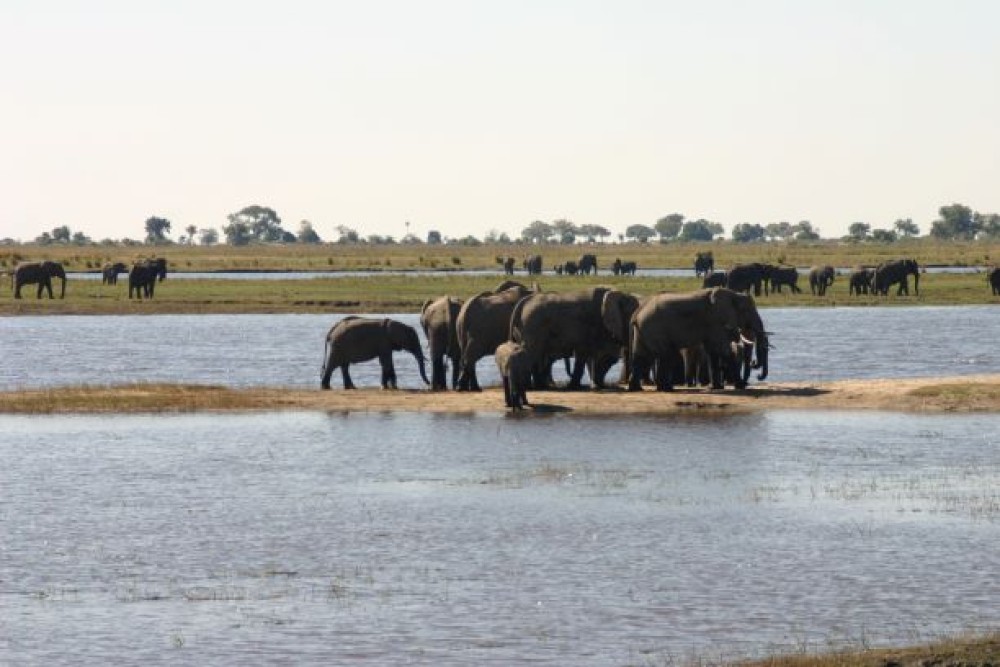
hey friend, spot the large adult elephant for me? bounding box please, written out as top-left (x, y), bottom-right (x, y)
top-left (509, 286), bottom-right (631, 390)
top-left (128, 258), bottom-right (168, 299)
top-left (702, 271), bottom-right (727, 288)
top-left (989, 267), bottom-right (1000, 296)
top-left (420, 295), bottom-right (463, 390)
top-left (102, 262), bottom-right (128, 285)
top-left (455, 281), bottom-right (535, 391)
top-left (726, 263), bottom-right (772, 296)
top-left (501, 256), bottom-right (515, 275)
top-left (848, 266), bottom-right (875, 295)
top-left (808, 265), bottom-right (836, 296)
top-left (578, 253), bottom-right (598, 275)
top-left (523, 255), bottom-right (543, 275)
top-left (769, 266), bottom-right (802, 294)
top-left (873, 259), bottom-right (919, 296)
top-left (321, 316), bottom-right (430, 390)
top-left (13, 261), bottom-right (66, 299)
top-left (628, 287), bottom-right (769, 392)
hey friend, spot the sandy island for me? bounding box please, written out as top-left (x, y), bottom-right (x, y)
top-left (3, 375), bottom-right (1000, 414)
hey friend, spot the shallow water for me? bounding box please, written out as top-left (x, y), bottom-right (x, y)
top-left (2, 306), bottom-right (999, 391)
top-left (1, 410), bottom-right (998, 664)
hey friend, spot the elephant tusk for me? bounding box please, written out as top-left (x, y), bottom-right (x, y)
top-left (740, 334), bottom-right (755, 346)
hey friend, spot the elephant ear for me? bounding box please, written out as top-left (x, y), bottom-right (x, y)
top-left (601, 290), bottom-right (632, 343)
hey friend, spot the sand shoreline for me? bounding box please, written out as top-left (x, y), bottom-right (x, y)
top-left (3, 375), bottom-right (1000, 415)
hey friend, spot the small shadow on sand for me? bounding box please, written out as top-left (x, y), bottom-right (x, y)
top-left (526, 403), bottom-right (573, 414)
top-left (737, 386), bottom-right (829, 398)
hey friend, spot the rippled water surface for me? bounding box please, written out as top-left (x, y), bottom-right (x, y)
top-left (2, 411), bottom-right (999, 664)
top-left (3, 306), bottom-right (999, 390)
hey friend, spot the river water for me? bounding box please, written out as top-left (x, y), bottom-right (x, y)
top-left (2, 306), bottom-right (998, 390)
top-left (1, 410), bottom-right (998, 664)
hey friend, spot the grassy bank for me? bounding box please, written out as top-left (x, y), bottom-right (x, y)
top-left (738, 632), bottom-right (1000, 667)
top-left (3, 270), bottom-right (998, 315)
top-left (4, 237), bottom-right (1000, 275)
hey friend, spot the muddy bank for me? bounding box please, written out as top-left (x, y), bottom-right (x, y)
top-left (3, 375), bottom-right (1000, 414)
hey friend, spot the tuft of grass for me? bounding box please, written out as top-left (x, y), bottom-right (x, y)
top-left (0, 383), bottom-right (277, 413)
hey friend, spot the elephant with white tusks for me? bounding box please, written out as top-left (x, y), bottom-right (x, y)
top-left (628, 287), bottom-right (769, 392)
top-left (13, 261), bottom-right (66, 299)
top-left (321, 316), bottom-right (430, 390)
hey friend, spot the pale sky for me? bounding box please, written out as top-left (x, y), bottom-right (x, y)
top-left (3, 0), bottom-right (999, 242)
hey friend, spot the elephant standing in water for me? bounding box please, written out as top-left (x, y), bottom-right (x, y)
top-left (873, 259), bottom-right (919, 296)
top-left (848, 267), bottom-right (875, 295)
top-left (628, 287), bottom-right (769, 392)
top-left (420, 295), bottom-right (463, 390)
top-left (102, 262), bottom-right (128, 285)
top-left (128, 258), bottom-right (168, 299)
top-left (321, 316), bottom-right (430, 390)
top-left (13, 261), bottom-right (66, 299)
top-left (989, 267), bottom-right (1000, 296)
top-left (808, 265), bottom-right (836, 296)
top-left (456, 281), bottom-right (535, 391)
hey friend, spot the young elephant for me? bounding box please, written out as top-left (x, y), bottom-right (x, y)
top-left (320, 316), bottom-right (431, 390)
top-left (494, 341), bottom-right (530, 409)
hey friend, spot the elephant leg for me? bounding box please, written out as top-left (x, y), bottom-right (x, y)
top-left (628, 355), bottom-right (650, 392)
top-left (449, 354), bottom-right (461, 390)
top-left (468, 362), bottom-right (481, 392)
top-left (430, 350), bottom-right (446, 391)
top-left (501, 377), bottom-right (513, 407)
top-left (653, 355), bottom-right (672, 392)
top-left (341, 365), bottom-right (356, 390)
top-left (566, 353), bottom-right (586, 390)
top-left (379, 353), bottom-right (396, 389)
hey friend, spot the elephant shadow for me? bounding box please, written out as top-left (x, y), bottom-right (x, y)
top-left (733, 386), bottom-right (829, 398)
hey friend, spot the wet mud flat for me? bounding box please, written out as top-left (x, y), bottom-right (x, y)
top-left (3, 374), bottom-right (1000, 414)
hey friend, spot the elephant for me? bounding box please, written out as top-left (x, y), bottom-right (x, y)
top-left (128, 258), bottom-right (168, 299)
top-left (578, 253), bottom-right (598, 275)
top-left (808, 265), bottom-right (836, 296)
top-left (702, 271), bottom-right (728, 288)
top-left (13, 261), bottom-right (66, 299)
top-left (989, 267), bottom-right (1000, 296)
top-left (628, 287), bottom-right (769, 392)
top-left (455, 281), bottom-right (535, 391)
top-left (501, 256), bottom-right (515, 275)
top-left (494, 341), bottom-right (531, 410)
top-left (873, 259), bottom-right (920, 296)
top-left (320, 316), bottom-right (430, 390)
top-left (562, 260), bottom-right (579, 275)
top-left (612, 258), bottom-right (637, 276)
top-left (420, 295), bottom-right (464, 390)
top-left (769, 266), bottom-right (802, 294)
top-left (848, 266), bottom-right (875, 295)
top-left (509, 286), bottom-right (632, 390)
top-left (726, 263), bottom-right (772, 296)
top-left (694, 251), bottom-right (714, 277)
top-left (523, 255), bottom-right (543, 275)
top-left (102, 262), bottom-right (128, 285)
top-left (554, 264), bottom-right (564, 275)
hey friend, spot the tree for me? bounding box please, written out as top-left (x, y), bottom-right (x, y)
top-left (144, 216), bottom-right (172, 244)
top-left (401, 233), bottom-right (423, 244)
top-left (679, 219), bottom-right (719, 242)
top-left (894, 218), bottom-right (920, 237)
top-left (931, 203), bottom-right (978, 240)
top-left (976, 212), bottom-right (1000, 238)
top-left (764, 222), bottom-right (793, 241)
top-left (551, 219), bottom-right (578, 244)
top-left (871, 229), bottom-right (898, 243)
top-left (185, 225), bottom-right (198, 244)
top-left (521, 220), bottom-right (553, 244)
top-left (199, 228), bottom-right (219, 246)
top-left (577, 224), bottom-right (609, 243)
top-left (654, 214), bottom-right (684, 242)
top-left (847, 222), bottom-right (871, 241)
top-left (336, 225), bottom-right (359, 244)
top-left (793, 221), bottom-right (820, 241)
top-left (427, 230), bottom-right (442, 244)
top-left (71, 231), bottom-right (91, 244)
top-left (624, 224), bottom-right (656, 242)
top-left (484, 228), bottom-right (512, 244)
top-left (51, 225), bottom-right (72, 243)
top-left (297, 220), bottom-right (322, 244)
top-left (225, 206), bottom-right (285, 243)
top-left (732, 223), bottom-right (766, 243)
top-left (35, 231), bottom-right (53, 244)
top-left (222, 221), bottom-right (252, 246)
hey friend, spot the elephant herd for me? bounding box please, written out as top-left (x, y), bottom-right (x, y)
top-left (701, 259), bottom-right (922, 298)
top-left (497, 254), bottom-right (639, 277)
top-left (324, 280), bottom-right (771, 412)
top-left (10, 258), bottom-right (168, 300)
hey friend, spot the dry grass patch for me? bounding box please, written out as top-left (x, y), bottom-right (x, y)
top-left (738, 632), bottom-right (1000, 667)
top-left (906, 382), bottom-right (1000, 411)
top-left (0, 383), bottom-right (279, 413)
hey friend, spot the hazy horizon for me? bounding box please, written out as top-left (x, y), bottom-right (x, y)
top-left (4, 1), bottom-right (999, 243)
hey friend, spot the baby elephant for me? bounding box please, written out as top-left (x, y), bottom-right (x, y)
top-left (494, 341), bottom-right (531, 410)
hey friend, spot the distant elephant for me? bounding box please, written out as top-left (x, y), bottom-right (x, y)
top-left (494, 341), bottom-right (531, 410)
top-left (128, 258), bottom-right (168, 299)
top-left (456, 281), bottom-right (535, 391)
top-left (808, 265), bottom-right (836, 296)
top-left (726, 263), bottom-right (771, 296)
top-left (510, 286), bottom-right (630, 390)
top-left (694, 251), bottom-right (714, 277)
top-left (873, 259), bottom-right (919, 296)
top-left (320, 316), bottom-right (430, 390)
top-left (420, 295), bottom-right (464, 390)
top-left (102, 262), bottom-right (128, 285)
top-left (989, 267), bottom-right (1000, 296)
top-left (612, 258), bottom-right (637, 276)
top-left (848, 266), bottom-right (875, 295)
top-left (578, 253), bottom-right (598, 275)
top-left (502, 256), bottom-right (515, 275)
top-left (553, 264), bottom-right (564, 275)
top-left (562, 260), bottom-right (579, 275)
top-left (13, 261), bottom-right (66, 299)
top-left (769, 266), bottom-right (802, 294)
top-left (628, 287), bottom-right (769, 392)
top-left (702, 271), bottom-right (728, 288)
top-left (523, 255), bottom-right (543, 275)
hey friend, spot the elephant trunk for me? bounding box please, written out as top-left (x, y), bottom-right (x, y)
top-left (913, 270), bottom-right (919, 296)
top-left (320, 337), bottom-right (334, 389)
top-left (755, 332), bottom-right (769, 381)
top-left (59, 274), bottom-right (66, 299)
top-left (409, 342), bottom-right (431, 385)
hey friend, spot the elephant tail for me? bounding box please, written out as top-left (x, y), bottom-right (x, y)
top-left (509, 294), bottom-right (530, 344)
